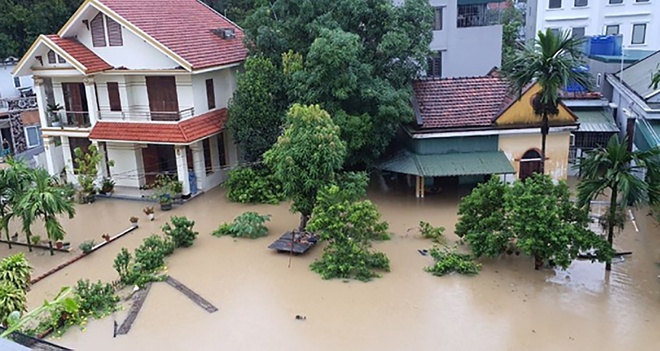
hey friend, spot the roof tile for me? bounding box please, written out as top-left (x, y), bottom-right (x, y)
top-left (45, 35), bottom-right (112, 73)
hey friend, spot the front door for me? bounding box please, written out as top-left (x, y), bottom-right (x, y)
top-left (519, 149), bottom-right (542, 181)
top-left (146, 77), bottom-right (179, 121)
top-left (62, 83), bottom-right (88, 127)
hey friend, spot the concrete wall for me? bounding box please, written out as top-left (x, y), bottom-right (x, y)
top-left (191, 68), bottom-right (237, 115)
top-left (106, 142), bottom-right (145, 188)
top-left (0, 62), bottom-right (32, 99)
top-left (499, 132), bottom-right (571, 181)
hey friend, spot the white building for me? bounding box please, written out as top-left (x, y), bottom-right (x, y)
top-left (0, 58), bottom-right (33, 101)
top-left (13, 0), bottom-right (246, 196)
top-left (527, 0), bottom-right (660, 50)
top-left (426, 0), bottom-right (504, 77)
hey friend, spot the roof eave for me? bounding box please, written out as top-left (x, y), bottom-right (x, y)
top-left (12, 35), bottom-right (89, 77)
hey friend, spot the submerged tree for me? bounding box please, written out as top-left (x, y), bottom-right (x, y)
top-left (577, 136), bottom-right (660, 271)
top-left (457, 175), bottom-right (613, 270)
top-left (0, 159), bottom-right (32, 249)
top-left (0, 253), bottom-right (32, 325)
top-left (17, 169), bottom-right (76, 256)
top-left (503, 29), bottom-right (591, 174)
top-left (264, 104), bottom-right (346, 230)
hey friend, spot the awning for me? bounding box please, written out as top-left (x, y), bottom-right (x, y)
top-left (377, 150), bottom-right (515, 177)
top-left (574, 109), bottom-right (619, 133)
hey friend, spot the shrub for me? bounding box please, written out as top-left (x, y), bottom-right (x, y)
top-left (79, 240), bottom-right (95, 254)
top-left (419, 221), bottom-right (445, 243)
top-left (310, 244), bottom-right (390, 282)
top-left (0, 282), bottom-right (27, 325)
top-left (113, 248), bottom-right (134, 285)
top-left (74, 279), bottom-right (119, 318)
top-left (134, 235), bottom-right (174, 272)
top-left (0, 253), bottom-right (32, 292)
top-left (162, 216), bottom-right (198, 248)
top-left (212, 212), bottom-right (271, 239)
top-left (224, 166), bottom-right (285, 204)
top-left (424, 247), bottom-right (481, 277)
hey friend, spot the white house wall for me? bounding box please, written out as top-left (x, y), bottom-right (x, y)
top-left (68, 7), bottom-right (180, 70)
top-left (191, 68), bottom-right (236, 115)
top-left (0, 63), bottom-right (32, 99)
top-left (106, 142), bottom-right (145, 188)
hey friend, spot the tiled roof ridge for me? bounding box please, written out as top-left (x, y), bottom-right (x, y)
top-left (416, 75), bottom-right (504, 82)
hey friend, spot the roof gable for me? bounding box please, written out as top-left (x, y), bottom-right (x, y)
top-left (614, 50), bottom-right (660, 101)
top-left (494, 83), bottom-right (578, 126)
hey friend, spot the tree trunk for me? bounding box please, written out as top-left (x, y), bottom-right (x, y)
top-left (540, 112), bottom-right (549, 175)
top-left (298, 213), bottom-right (309, 232)
top-left (3, 224), bottom-right (11, 250)
top-left (534, 255), bottom-right (543, 270)
top-left (606, 186), bottom-right (618, 271)
top-left (26, 233), bottom-right (32, 252)
top-left (48, 241), bottom-right (54, 256)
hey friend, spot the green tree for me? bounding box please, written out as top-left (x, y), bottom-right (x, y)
top-left (503, 29), bottom-right (591, 174)
top-left (308, 184), bottom-right (390, 281)
top-left (0, 158), bottom-right (32, 249)
top-left (226, 56), bottom-right (285, 162)
top-left (500, 0), bottom-right (524, 65)
top-left (457, 175), bottom-right (613, 270)
top-left (264, 104), bottom-right (346, 230)
top-left (17, 168), bottom-right (76, 255)
top-left (241, 0), bottom-right (433, 167)
top-left (651, 68), bottom-right (660, 89)
top-left (577, 136), bottom-right (660, 271)
top-left (200, 0), bottom-right (263, 26)
top-left (1, 286), bottom-right (77, 337)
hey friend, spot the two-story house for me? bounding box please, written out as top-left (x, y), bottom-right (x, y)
top-left (527, 0), bottom-right (660, 51)
top-left (13, 0), bottom-right (247, 197)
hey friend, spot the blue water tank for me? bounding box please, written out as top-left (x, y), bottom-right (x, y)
top-left (564, 66), bottom-right (589, 93)
top-left (188, 171), bottom-right (198, 194)
top-left (590, 35), bottom-right (616, 56)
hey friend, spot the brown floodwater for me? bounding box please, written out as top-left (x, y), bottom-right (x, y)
top-left (15, 181), bottom-right (660, 351)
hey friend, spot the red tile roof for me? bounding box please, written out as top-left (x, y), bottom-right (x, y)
top-left (99, 0), bottom-right (247, 70)
top-left (89, 108), bottom-right (228, 143)
top-left (412, 77), bottom-right (511, 129)
top-left (46, 35), bottom-right (112, 73)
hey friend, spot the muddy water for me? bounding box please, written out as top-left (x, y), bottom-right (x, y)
top-left (22, 184), bottom-right (660, 351)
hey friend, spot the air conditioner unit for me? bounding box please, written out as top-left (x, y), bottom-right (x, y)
top-left (212, 28), bottom-right (235, 40)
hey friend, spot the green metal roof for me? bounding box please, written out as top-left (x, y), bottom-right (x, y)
top-left (376, 150), bottom-right (515, 177)
top-left (574, 109), bottom-right (619, 133)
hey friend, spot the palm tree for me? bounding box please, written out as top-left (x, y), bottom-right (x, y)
top-left (504, 29), bottom-right (591, 174)
top-left (0, 158), bottom-right (33, 250)
top-left (576, 136), bottom-right (660, 271)
top-left (17, 169), bottom-right (76, 256)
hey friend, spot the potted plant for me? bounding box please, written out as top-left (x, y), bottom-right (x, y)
top-left (55, 240), bottom-right (64, 249)
top-left (73, 145), bottom-right (115, 204)
top-left (150, 174), bottom-right (176, 211)
top-left (79, 240), bottom-right (95, 254)
top-left (130, 216), bottom-right (139, 228)
top-left (30, 235), bottom-right (42, 246)
top-left (47, 103), bottom-right (63, 127)
top-left (99, 177), bottom-right (115, 195)
top-left (143, 206), bottom-right (155, 221)
top-left (101, 233), bottom-right (111, 242)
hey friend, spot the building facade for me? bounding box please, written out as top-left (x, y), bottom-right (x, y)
top-left (13, 0), bottom-right (246, 196)
top-left (527, 0), bottom-right (660, 50)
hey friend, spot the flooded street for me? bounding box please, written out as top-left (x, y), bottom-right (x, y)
top-left (15, 183), bottom-right (660, 351)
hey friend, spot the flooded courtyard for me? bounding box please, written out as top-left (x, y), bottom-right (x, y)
top-left (4, 182), bottom-right (660, 351)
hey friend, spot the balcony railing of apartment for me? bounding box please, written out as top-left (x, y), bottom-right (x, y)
top-left (0, 96), bottom-right (38, 112)
top-left (457, 5), bottom-right (502, 28)
top-left (48, 110), bottom-right (91, 128)
top-left (97, 106), bottom-right (195, 122)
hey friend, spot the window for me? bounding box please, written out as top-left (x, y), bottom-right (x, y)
top-left (549, 0), bottom-right (562, 9)
top-left (596, 73), bottom-right (602, 87)
top-left (91, 13), bottom-right (106, 47)
top-left (574, 0), bottom-right (587, 7)
top-left (609, 0), bottom-right (623, 4)
top-left (433, 7), bottom-right (443, 30)
top-left (205, 79), bottom-right (215, 110)
top-left (203, 138), bottom-right (213, 174)
top-left (25, 126), bottom-right (41, 148)
top-left (106, 16), bottom-right (123, 46)
top-left (572, 27), bottom-right (585, 38)
top-left (107, 82), bottom-right (121, 111)
top-left (47, 50), bottom-right (56, 64)
top-left (13, 77), bottom-right (20, 88)
top-left (605, 25), bottom-right (619, 35)
top-left (57, 55), bottom-right (66, 64)
top-left (426, 52), bottom-right (442, 77)
top-left (217, 133), bottom-right (227, 167)
top-left (550, 28), bottom-right (561, 36)
top-left (635, 0), bottom-right (649, 2)
top-left (632, 24), bottom-right (646, 44)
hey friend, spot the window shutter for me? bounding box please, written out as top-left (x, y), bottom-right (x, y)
top-left (106, 16), bottom-right (123, 46)
top-left (91, 13), bottom-right (107, 47)
top-left (107, 82), bottom-right (122, 111)
top-left (206, 79), bottom-right (216, 109)
top-left (47, 50), bottom-right (56, 64)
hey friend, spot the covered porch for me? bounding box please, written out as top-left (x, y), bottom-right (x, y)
top-left (376, 150), bottom-right (515, 198)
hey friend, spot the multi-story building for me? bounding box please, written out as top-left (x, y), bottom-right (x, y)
top-left (527, 0), bottom-right (660, 50)
top-left (426, 0), bottom-right (504, 77)
top-left (12, 0), bottom-right (246, 196)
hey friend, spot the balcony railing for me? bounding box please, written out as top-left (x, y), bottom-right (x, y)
top-left (0, 96), bottom-right (38, 112)
top-left (457, 5), bottom-right (503, 28)
top-left (48, 110), bottom-right (91, 128)
top-left (98, 106), bottom-right (195, 122)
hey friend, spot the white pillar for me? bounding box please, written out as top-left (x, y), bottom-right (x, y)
top-left (61, 136), bottom-right (75, 183)
top-left (175, 145), bottom-right (190, 196)
top-left (32, 77), bottom-right (49, 127)
top-left (83, 77), bottom-right (99, 126)
top-left (190, 141), bottom-right (205, 192)
top-left (43, 137), bottom-right (57, 175)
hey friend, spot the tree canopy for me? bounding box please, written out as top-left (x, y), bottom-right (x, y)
top-left (234, 0), bottom-right (433, 168)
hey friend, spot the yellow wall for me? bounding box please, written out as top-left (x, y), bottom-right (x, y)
top-left (499, 132), bottom-right (571, 181)
top-left (495, 84), bottom-right (576, 126)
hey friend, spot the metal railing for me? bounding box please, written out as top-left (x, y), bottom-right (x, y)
top-left (98, 106), bottom-right (195, 122)
top-left (457, 5), bottom-right (502, 28)
top-left (0, 96), bottom-right (38, 111)
top-left (48, 110), bottom-right (91, 128)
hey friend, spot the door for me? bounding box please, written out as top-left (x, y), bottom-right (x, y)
top-left (519, 149), bottom-right (542, 181)
top-left (146, 77), bottom-right (179, 121)
top-left (61, 83), bottom-right (88, 127)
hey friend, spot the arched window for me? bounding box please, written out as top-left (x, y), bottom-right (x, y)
top-left (519, 149), bottom-right (542, 180)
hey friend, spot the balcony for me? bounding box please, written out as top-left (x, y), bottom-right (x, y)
top-left (0, 96), bottom-right (38, 112)
top-left (98, 106), bottom-right (195, 122)
top-left (48, 110), bottom-right (91, 128)
top-left (457, 4), bottom-right (503, 28)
